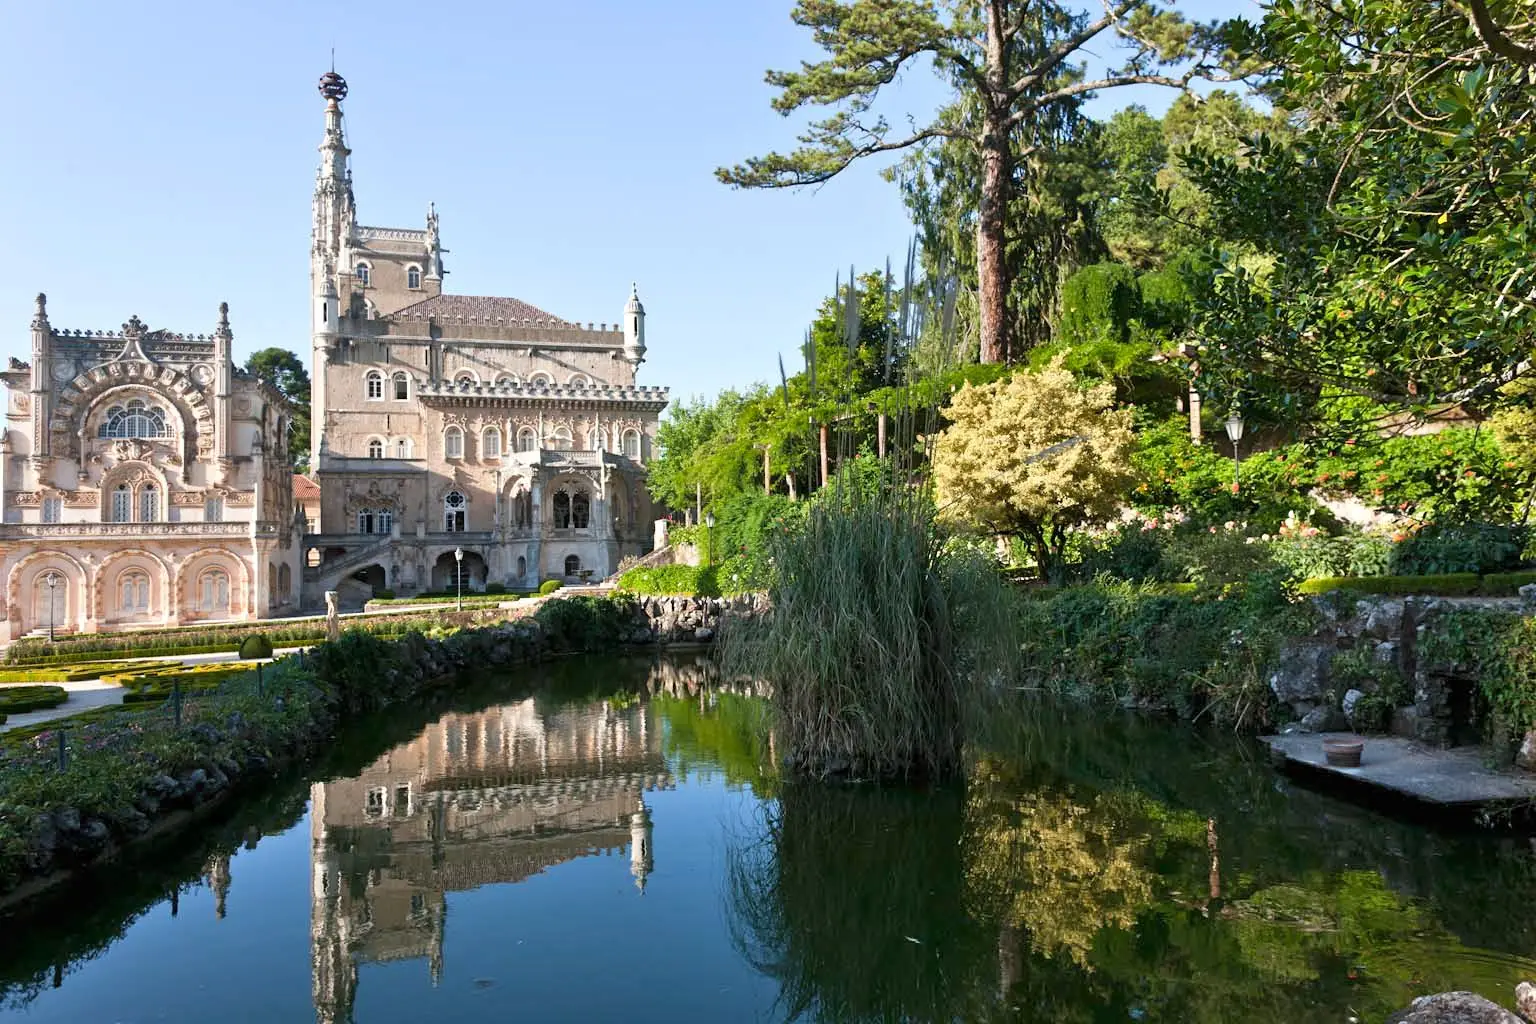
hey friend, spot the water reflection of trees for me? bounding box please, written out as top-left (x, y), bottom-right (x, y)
top-left (710, 691), bottom-right (1536, 1022)
top-left (727, 784), bottom-right (996, 1023)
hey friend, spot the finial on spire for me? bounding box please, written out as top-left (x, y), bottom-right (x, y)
top-left (217, 302), bottom-right (231, 333)
top-left (31, 293), bottom-right (47, 329)
top-left (319, 68), bottom-right (348, 103)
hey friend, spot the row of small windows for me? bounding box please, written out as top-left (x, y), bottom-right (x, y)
top-left (366, 371), bottom-right (412, 401)
top-left (113, 569), bottom-right (228, 614)
top-left (366, 438), bottom-right (414, 459)
top-left (354, 263), bottom-right (424, 290)
top-left (364, 369), bottom-right (597, 398)
top-left (99, 400), bottom-right (169, 439)
top-left (351, 488), bottom-right (596, 535)
top-left (438, 425), bottom-right (642, 459)
top-left (40, 492), bottom-right (220, 525)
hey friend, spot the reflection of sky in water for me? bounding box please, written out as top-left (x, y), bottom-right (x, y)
top-left (6, 656), bottom-right (1536, 1023)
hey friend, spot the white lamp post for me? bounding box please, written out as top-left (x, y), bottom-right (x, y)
top-left (454, 546), bottom-right (464, 611)
top-left (1224, 409), bottom-right (1245, 493)
top-left (705, 512), bottom-right (716, 568)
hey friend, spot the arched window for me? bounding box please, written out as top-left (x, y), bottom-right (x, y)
top-left (392, 372), bottom-right (410, 400)
top-left (407, 266), bottom-right (422, 289)
top-left (568, 373), bottom-right (591, 388)
top-left (365, 371), bottom-right (384, 400)
top-left (453, 370), bottom-right (478, 387)
top-left (549, 426), bottom-right (573, 452)
top-left (111, 484), bottom-right (132, 523)
top-left (394, 438), bottom-right (413, 459)
top-left (368, 439), bottom-right (384, 459)
top-left (564, 555), bottom-right (581, 577)
top-left (495, 374), bottom-right (518, 388)
top-left (139, 485), bottom-right (159, 523)
top-left (553, 490), bottom-right (571, 529)
top-left (528, 372), bottom-right (552, 387)
top-left (443, 490), bottom-right (467, 532)
top-left (355, 262), bottom-right (371, 287)
top-left (444, 426), bottom-right (464, 459)
top-left (198, 569), bottom-right (230, 614)
top-left (482, 427), bottom-right (501, 459)
top-left (119, 571), bottom-right (150, 614)
top-left (571, 491), bottom-right (591, 529)
top-left (517, 426), bottom-right (538, 452)
top-left (586, 428), bottom-right (602, 452)
top-left (622, 429), bottom-right (642, 460)
top-left (100, 399), bottom-right (168, 439)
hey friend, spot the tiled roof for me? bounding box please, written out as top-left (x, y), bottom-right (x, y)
top-left (389, 294), bottom-right (567, 323)
top-left (292, 474), bottom-right (321, 500)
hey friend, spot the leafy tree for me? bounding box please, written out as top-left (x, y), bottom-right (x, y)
top-left (244, 348), bottom-right (310, 469)
top-left (932, 359), bottom-right (1134, 579)
top-left (719, 0), bottom-right (1246, 365)
top-left (1182, 0), bottom-right (1536, 424)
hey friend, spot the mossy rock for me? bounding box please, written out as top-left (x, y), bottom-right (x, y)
top-left (239, 634), bottom-right (275, 660)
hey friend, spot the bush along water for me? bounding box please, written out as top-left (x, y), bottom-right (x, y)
top-left (720, 469), bottom-right (1018, 783)
top-left (0, 594), bottom-right (665, 905)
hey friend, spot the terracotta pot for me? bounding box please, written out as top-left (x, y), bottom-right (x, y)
top-left (1323, 738), bottom-right (1364, 768)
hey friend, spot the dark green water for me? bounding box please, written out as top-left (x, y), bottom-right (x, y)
top-left (2, 653), bottom-right (1535, 1023)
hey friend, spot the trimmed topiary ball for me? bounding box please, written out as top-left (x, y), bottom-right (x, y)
top-left (238, 634), bottom-right (275, 660)
top-left (538, 580), bottom-right (562, 596)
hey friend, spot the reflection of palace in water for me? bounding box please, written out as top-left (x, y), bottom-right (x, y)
top-left (309, 695), bottom-right (671, 1024)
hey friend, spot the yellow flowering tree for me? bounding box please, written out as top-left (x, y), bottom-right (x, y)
top-left (932, 360), bottom-right (1135, 580)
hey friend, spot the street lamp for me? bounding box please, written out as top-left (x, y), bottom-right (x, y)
top-left (43, 571), bottom-right (60, 643)
top-left (1224, 409), bottom-right (1245, 493)
top-left (704, 512), bottom-right (716, 568)
top-left (454, 547), bottom-right (464, 611)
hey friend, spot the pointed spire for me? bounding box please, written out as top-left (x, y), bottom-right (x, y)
top-left (216, 301), bottom-right (231, 337)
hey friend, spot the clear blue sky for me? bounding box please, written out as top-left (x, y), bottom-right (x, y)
top-left (0, 0), bottom-right (1258, 406)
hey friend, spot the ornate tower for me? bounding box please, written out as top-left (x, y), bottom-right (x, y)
top-left (623, 283), bottom-right (646, 368)
top-left (311, 68), bottom-right (353, 469)
top-left (29, 293), bottom-right (51, 470)
top-left (629, 799), bottom-right (653, 894)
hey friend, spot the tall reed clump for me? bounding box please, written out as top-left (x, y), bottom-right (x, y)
top-left (720, 469), bottom-right (1017, 782)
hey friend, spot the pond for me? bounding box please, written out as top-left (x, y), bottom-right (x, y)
top-left (2, 652), bottom-right (1535, 1022)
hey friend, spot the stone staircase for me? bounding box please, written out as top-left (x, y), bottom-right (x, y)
top-left (303, 537), bottom-right (396, 601)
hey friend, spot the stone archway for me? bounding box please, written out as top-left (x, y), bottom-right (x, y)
top-left (175, 548), bottom-right (251, 622)
top-left (431, 550), bottom-right (487, 592)
top-left (8, 550), bottom-right (88, 637)
top-left (94, 548), bottom-right (172, 626)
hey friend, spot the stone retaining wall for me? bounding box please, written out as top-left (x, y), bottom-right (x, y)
top-left (1269, 589), bottom-right (1536, 746)
top-left (626, 593), bottom-right (768, 645)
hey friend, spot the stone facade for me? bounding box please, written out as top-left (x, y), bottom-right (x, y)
top-left (0, 297), bottom-right (301, 640)
top-left (304, 71), bottom-right (668, 606)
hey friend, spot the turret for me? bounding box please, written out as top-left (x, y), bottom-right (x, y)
top-left (213, 302), bottom-right (233, 463)
top-left (623, 283), bottom-right (646, 368)
top-left (29, 293), bottom-right (50, 465)
top-left (629, 799), bottom-right (653, 894)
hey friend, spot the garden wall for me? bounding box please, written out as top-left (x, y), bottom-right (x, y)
top-left (1269, 586), bottom-right (1536, 749)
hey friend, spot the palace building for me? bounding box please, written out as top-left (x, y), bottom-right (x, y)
top-left (0, 299), bottom-right (302, 640)
top-left (304, 70), bottom-right (668, 606)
